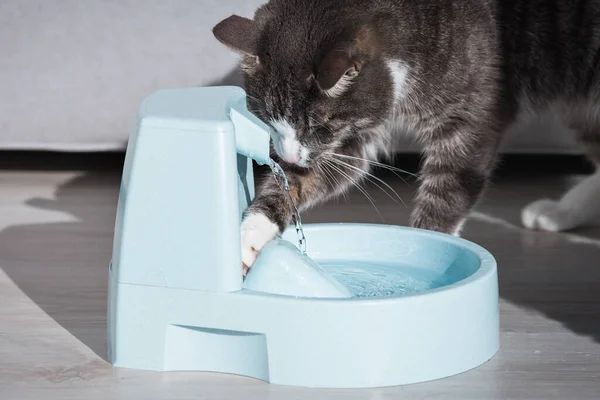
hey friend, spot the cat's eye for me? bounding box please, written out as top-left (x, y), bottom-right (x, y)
top-left (262, 51), bottom-right (271, 63)
top-left (344, 63), bottom-right (360, 77)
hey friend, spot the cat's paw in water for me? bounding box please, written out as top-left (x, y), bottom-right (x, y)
top-left (240, 212), bottom-right (279, 275)
top-left (521, 198), bottom-right (582, 232)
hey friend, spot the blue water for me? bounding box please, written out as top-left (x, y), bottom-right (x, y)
top-left (319, 260), bottom-right (453, 298)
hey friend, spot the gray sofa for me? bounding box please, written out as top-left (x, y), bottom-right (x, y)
top-left (1, 0), bottom-right (580, 154)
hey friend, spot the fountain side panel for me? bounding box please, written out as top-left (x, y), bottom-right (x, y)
top-left (109, 86), bottom-right (270, 294)
top-left (110, 88), bottom-right (242, 292)
top-left (108, 86), bottom-right (274, 369)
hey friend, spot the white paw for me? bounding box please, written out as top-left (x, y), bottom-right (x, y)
top-left (240, 213), bottom-right (279, 271)
top-left (521, 199), bottom-right (581, 232)
top-left (452, 218), bottom-right (466, 237)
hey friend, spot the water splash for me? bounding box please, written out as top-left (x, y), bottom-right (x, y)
top-left (268, 158), bottom-right (307, 253)
top-left (320, 261), bottom-right (445, 298)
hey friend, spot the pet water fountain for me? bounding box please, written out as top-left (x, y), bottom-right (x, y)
top-left (107, 86), bottom-right (499, 388)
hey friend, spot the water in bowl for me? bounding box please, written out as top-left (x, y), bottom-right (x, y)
top-left (319, 260), bottom-right (453, 298)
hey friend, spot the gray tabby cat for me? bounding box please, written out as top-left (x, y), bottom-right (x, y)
top-left (213, 0), bottom-right (600, 268)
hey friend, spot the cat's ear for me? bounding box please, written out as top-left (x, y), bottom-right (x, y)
top-left (213, 15), bottom-right (260, 57)
top-left (316, 26), bottom-right (376, 98)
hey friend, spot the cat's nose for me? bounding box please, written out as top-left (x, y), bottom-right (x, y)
top-left (281, 151), bottom-right (301, 164)
top-left (278, 137), bottom-right (302, 164)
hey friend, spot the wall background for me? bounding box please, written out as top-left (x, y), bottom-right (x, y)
top-left (0, 0), bottom-right (581, 153)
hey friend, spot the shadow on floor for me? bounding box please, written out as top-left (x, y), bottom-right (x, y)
top-left (466, 174), bottom-right (600, 343)
top-left (0, 168), bottom-right (599, 367)
top-left (0, 66), bottom-right (244, 361)
top-left (0, 172), bottom-right (119, 361)
top-left (301, 171), bottom-right (600, 344)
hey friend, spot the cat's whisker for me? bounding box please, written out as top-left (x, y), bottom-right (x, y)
top-left (307, 117), bottom-right (330, 147)
top-left (307, 116), bottom-right (336, 136)
top-left (306, 110), bottom-right (336, 127)
top-left (327, 157), bottom-right (406, 207)
top-left (326, 152), bottom-right (411, 187)
top-left (245, 94), bottom-right (266, 107)
top-left (324, 159), bottom-right (376, 206)
top-left (329, 158), bottom-right (404, 206)
top-left (326, 152), bottom-right (417, 178)
top-left (317, 162), bottom-right (347, 203)
top-left (323, 159), bottom-right (383, 220)
top-left (320, 164), bottom-right (337, 190)
top-left (316, 162), bottom-right (334, 189)
top-left (320, 161), bottom-right (350, 202)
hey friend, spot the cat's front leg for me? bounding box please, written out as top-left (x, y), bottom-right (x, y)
top-left (240, 174), bottom-right (292, 272)
top-left (409, 125), bottom-right (498, 236)
top-left (240, 152), bottom-right (370, 271)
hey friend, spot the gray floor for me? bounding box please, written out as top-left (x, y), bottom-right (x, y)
top-left (0, 169), bottom-right (599, 399)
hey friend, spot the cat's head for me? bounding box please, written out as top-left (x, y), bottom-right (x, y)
top-left (212, 2), bottom-right (394, 168)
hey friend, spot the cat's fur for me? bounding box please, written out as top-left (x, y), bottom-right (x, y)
top-left (213, 0), bottom-right (600, 267)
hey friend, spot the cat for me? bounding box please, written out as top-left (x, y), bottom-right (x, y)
top-left (213, 0), bottom-right (600, 269)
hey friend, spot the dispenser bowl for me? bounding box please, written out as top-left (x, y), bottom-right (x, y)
top-left (240, 222), bottom-right (499, 388)
top-left (110, 223), bottom-right (499, 389)
top-left (277, 223), bottom-right (494, 299)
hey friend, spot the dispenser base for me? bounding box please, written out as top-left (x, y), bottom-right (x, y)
top-left (107, 223), bottom-right (499, 389)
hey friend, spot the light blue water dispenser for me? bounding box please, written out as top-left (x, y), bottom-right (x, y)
top-left (107, 86), bottom-right (499, 388)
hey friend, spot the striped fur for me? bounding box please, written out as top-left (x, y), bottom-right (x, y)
top-left (214, 0), bottom-right (600, 264)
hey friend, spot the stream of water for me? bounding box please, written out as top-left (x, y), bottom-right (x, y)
top-left (268, 158), bottom-right (307, 253)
